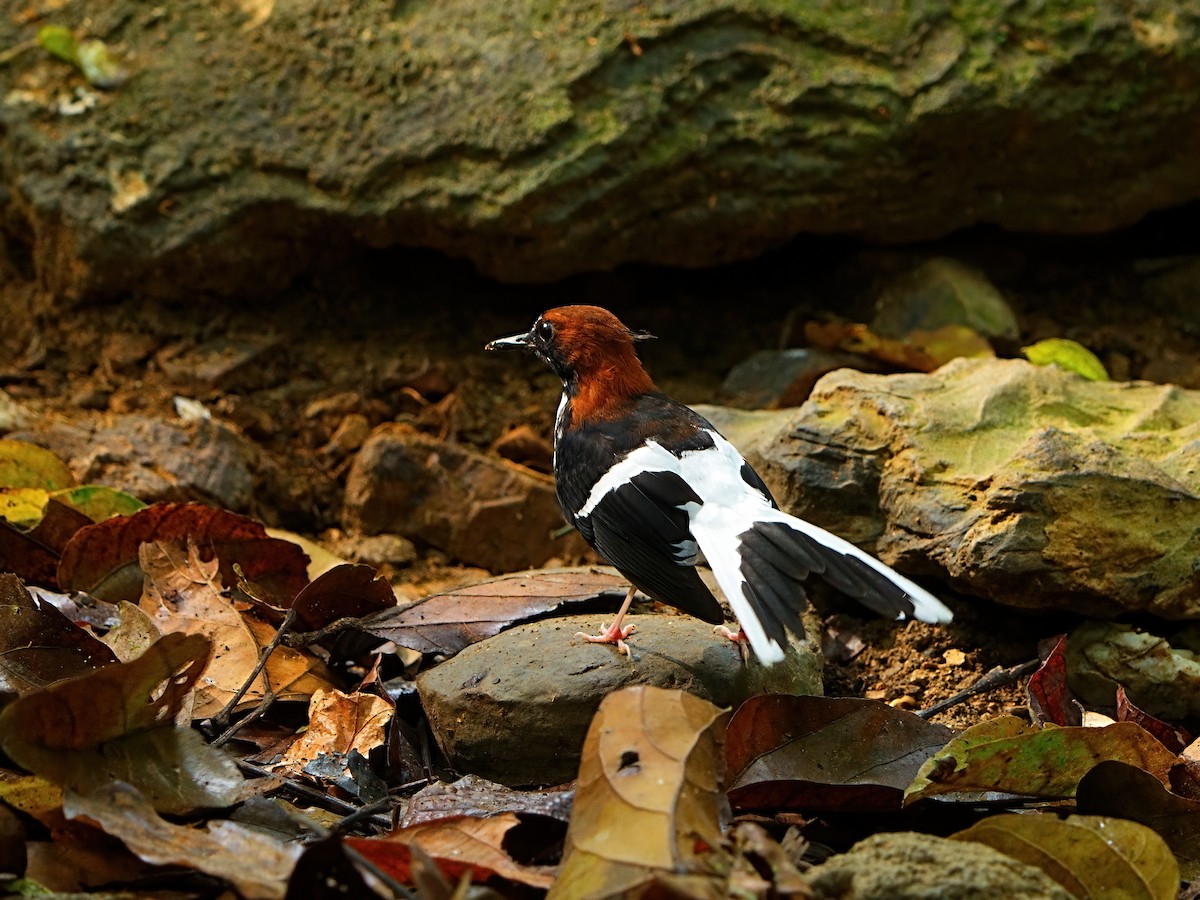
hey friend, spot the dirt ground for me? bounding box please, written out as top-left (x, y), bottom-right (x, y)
top-left (3, 217), bottom-right (1198, 728)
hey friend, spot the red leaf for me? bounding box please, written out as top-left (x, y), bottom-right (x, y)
top-left (1026, 634), bottom-right (1080, 727)
top-left (1116, 685), bottom-right (1192, 755)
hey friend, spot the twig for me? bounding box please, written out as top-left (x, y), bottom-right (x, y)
top-left (213, 606), bottom-right (298, 729)
top-left (915, 658), bottom-right (1040, 719)
top-left (281, 613), bottom-right (363, 648)
top-left (330, 777), bottom-right (431, 836)
top-left (235, 759), bottom-right (392, 831)
top-left (211, 691), bottom-right (275, 748)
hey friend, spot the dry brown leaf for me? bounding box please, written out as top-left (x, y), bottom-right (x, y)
top-left (347, 812), bottom-right (554, 890)
top-left (274, 689), bottom-right (392, 779)
top-left (65, 782), bottom-right (301, 899)
top-left (101, 600), bottom-right (161, 663)
top-left (401, 774), bottom-right (574, 828)
top-left (551, 685), bottom-right (730, 899)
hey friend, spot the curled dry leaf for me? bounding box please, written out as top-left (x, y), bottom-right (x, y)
top-left (0, 632), bottom-right (243, 813)
top-left (1116, 685), bottom-right (1192, 755)
top-left (289, 563), bottom-right (396, 631)
top-left (357, 567), bottom-right (628, 655)
top-left (347, 812), bottom-right (555, 890)
top-left (1077, 760), bottom-right (1200, 880)
top-left (273, 689), bottom-right (393, 779)
top-left (0, 572), bottom-right (116, 694)
top-left (1026, 634), bottom-right (1081, 727)
top-left (58, 501), bottom-right (310, 604)
top-left (904, 717), bottom-right (1179, 805)
top-left (726, 695), bottom-right (954, 813)
top-left (66, 782), bottom-right (301, 900)
top-left (139, 540), bottom-right (335, 718)
top-left (401, 774), bottom-right (574, 828)
top-left (551, 685), bottom-right (729, 899)
top-left (954, 813), bottom-right (1178, 899)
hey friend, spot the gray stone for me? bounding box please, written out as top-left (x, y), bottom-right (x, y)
top-left (2, 2), bottom-right (1199, 301)
top-left (417, 613), bottom-right (822, 787)
top-left (871, 257), bottom-right (1020, 341)
top-left (704, 357), bottom-right (1200, 618)
top-left (1067, 621), bottom-right (1200, 719)
top-left (804, 832), bottom-right (1073, 900)
top-left (343, 424), bottom-right (587, 571)
top-left (718, 349), bottom-right (878, 410)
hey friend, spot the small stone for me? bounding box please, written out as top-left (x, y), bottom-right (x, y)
top-left (872, 257), bottom-right (1019, 341)
top-left (70, 384), bottom-right (114, 411)
top-left (417, 613), bottom-right (823, 786)
top-left (326, 532), bottom-right (418, 568)
top-left (804, 832), bottom-right (1073, 899)
top-left (888, 695), bottom-right (918, 710)
top-left (322, 413), bottom-right (371, 458)
top-left (157, 335), bottom-right (280, 390)
top-left (490, 424), bottom-right (553, 471)
top-left (943, 649), bottom-right (967, 667)
top-left (864, 689), bottom-right (888, 701)
top-left (101, 332), bottom-right (159, 375)
top-left (718, 348), bottom-right (880, 409)
top-left (0, 389), bottom-right (33, 432)
top-left (304, 391), bottom-right (364, 420)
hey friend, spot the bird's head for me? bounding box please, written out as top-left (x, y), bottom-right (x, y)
top-left (486, 305), bottom-right (656, 409)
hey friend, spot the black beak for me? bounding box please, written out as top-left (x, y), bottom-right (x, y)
top-left (484, 329), bottom-right (535, 352)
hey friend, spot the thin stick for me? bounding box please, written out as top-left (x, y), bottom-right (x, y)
top-left (213, 606), bottom-right (297, 729)
top-left (211, 691), bottom-right (274, 748)
top-left (915, 658), bottom-right (1040, 719)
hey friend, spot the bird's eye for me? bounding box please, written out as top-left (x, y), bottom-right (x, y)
top-left (536, 320), bottom-right (554, 341)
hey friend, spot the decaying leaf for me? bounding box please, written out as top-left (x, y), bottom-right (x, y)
top-left (358, 567), bottom-right (628, 655)
top-left (66, 782), bottom-right (300, 899)
top-left (727, 695), bottom-right (954, 812)
top-left (0, 439), bottom-right (75, 491)
top-left (348, 812), bottom-right (555, 890)
top-left (0, 632), bottom-right (243, 813)
top-left (1026, 634), bottom-right (1081, 727)
top-left (273, 689), bottom-right (392, 779)
top-left (101, 600), bottom-right (161, 663)
top-left (1116, 686), bottom-right (1192, 754)
top-left (1022, 338), bottom-right (1109, 381)
top-left (0, 572), bottom-right (116, 694)
top-left (954, 813), bottom-right (1178, 899)
top-left (0, 771), bottom-right (64, 826)
top-left (726, 822), bottom-right (813, 899)
top-left (904, 717), bottom-right (1178, 805)
top-left (401, 774), bottom-right (574, 828)
top-left (139, 541), bottom-right (335, 718)
top-left (552, 685), bottom-right (729, 899)
top-left (1078, 760), bottom-right (1200, 879)
top-left (58, 501), bottom-right (310, 604)
top-left (51, 485), bottom-right (146, 523)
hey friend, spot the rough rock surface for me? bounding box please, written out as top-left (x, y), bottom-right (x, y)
top-left (804, 832), bottom-right (1073, 900)
top-left (343, 424), bottom-right (587, 571)
top-left (698, 357), bottom-right (1200, 618)
top-left (2, 2), bottom-right (1199, 300)
top-left (417, 613), bottom-right (822, 786)
top-left (8, 414), bottom-right (257, 509)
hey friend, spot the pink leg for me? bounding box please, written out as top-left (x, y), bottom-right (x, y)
top-left (576, 586), bottom-right (638, 656)
top-left (714, 624), bottom-right (751, 663)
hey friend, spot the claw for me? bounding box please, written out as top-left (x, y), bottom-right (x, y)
top-left (576, 621), bottom-right (638, 657)
top-left (713, 624), bottom-right (751, 663)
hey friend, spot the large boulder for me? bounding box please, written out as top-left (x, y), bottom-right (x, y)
top-left (698, 357), bottom-right (1200, 619)
top-left (2, 2), bottom-right (1199, 300)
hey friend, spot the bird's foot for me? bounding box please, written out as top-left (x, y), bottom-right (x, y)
top-left (576, 621), bottom-right (638, 657)
top-left (714, 624), bottom-right (751, 663)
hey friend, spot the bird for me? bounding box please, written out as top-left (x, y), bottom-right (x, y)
top-left (486, 305), bottom-right (952, 664)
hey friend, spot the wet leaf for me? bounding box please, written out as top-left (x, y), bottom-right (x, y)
top-left (1116, 685), bottom-right (1192, 754)
top-left (65, 782), bottom-right (300, 899)
top-left (358, 567), bottom-right (629, 655)
top-left (1027, 634), bottom-right (1081, 727)
top-left (52, 485), bottom-right (146, 522)
top-left (0, 439), bottom-right (74, 491)
top-left (58, 502), bottom-right (310, 604)
top-left (401, 775), bottom-right (574, 828)
top-left (727, 695), bottom-right (954, 813)
top-left (348, 813), bottom-right (554, 890)
top-left (273, 689), bottom-right (392, 779)
top-left (552, 685), bottom-right (729, 898)
top-left (139, 541), bottom-right (334, 718)
top-left (290, 563), bottom-right (396, 630)
top-left (904, 717), bottom-right (1178, 805)
top-left (953, 813), bottom-right (1178, 899)
top-left (0, 632), bottom-right (243, 813)
top-left (0, 572), bottom-right (116, 694)
top-left (1078, 760), bottom-right (1200, 879)
top-left (1022, 338), bottom-right (1109, 381)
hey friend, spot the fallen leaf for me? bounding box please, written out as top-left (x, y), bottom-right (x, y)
top-left (0, 519), bottom-right (60, 585)
top-left (0, 439), bottom-right (74, 490)
top-left (347, 813), bottom-right (555, 890)
top-left (101, 600), bottom-right (161, 663)
top-left (0, 572), bottom-right (116, 694)
top-left (0, 487), bottom-right (49, 528)
top-left (401, 775), bottom-right (574, 828)
top-left (1027, 634), bottom-right (1081, 727)
top-left (286, 836), bottom-right (381, 899)
top-left (65, 782), bottom-right (300, 899)
top-left (904, 717), bottom-right (1178, 805)
top-left (0, 771), bottom-right (64, 826)
top-left (1117, 685), bottom-right (1192, 754)
top-left (51, 485), bottom-right (146, 522)
top-left (357, 567), bottom-right (629, 655)
top-left (1022, 338), bottom-right (1110, 381)
top-left (0, 632), bottom-right (243, 813)
top-left (274, 689), bottom-right (392, 779)
top-left (1077, 760), bottom-right (1200, 879)
top-left (803, 320), bottom-right (992, 372)
top-left (552, 685), bottom-right (729, 898)
top-left (58, 502), bottom-right (310, 604)
top-left (727, 695), bottom-right (955, 813)
top-left (954, 813), bottom-right (1178, 899)
top-left (726, 821), bottom-right (813, 898)
top-left (290, 563), bottom-right (396, 631)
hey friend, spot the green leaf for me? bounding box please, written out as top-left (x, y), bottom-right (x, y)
top-left (51, 485), bottom-right (146, 522)
top-left (0, 440), bottom-right (74, 491)
top-left (36, 24), bottom-right (78, 64)
top-left (954, 813), bottom-right (1179, 899)
top-left (1021, 338), bottom-right (1109, 381)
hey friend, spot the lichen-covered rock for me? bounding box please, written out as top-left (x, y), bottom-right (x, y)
top-left (804, 832), bottom-right (1073, 900)
top-left (701, 357), bottom-right (1200, 618)
top-left (2, 2), bottom-right (1199, 301)
top-left (417, 613), bottom-right (822, 786)
top-left (1067, 621), bottom-right (1200, 719)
